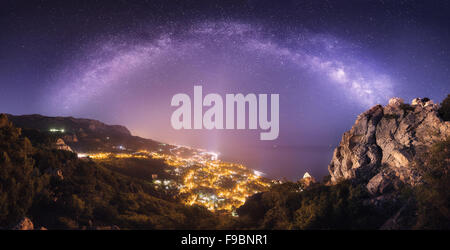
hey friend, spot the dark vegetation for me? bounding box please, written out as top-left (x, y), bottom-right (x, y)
top-left (1, 100), bottom-right (449, 229)
top-left (438, 94), bottom-right (450, 121)
top-left (97, 158), bottom-right (182, 201)
top-left (236, 136), bottom-right (450, 230)
top-left (413, 137), bottom-right (450, 229)
top-left (98, 158), bottom-right (172, 183)
top-left (237, 93), bottom-right (450, 230)
top-left (0, 114), bottom-right (231, 229)
top-left (236, 181), bottom-right (391, 229)
top-left (234, 95), bottom-right (450, 230)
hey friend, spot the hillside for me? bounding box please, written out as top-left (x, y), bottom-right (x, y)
top-left (1, 95), bottom-right (448, 230)
top-left (6, 114), bottom-right (160, 153)
top-left (236, 95), bottom-right (450, 229)
top-left (0, 114), bottom-right (232, 229)
top-left (0, 113), bottom-right (270, 229)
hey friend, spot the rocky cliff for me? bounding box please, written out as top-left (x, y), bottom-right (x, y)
top-left (328, 97), bottom-right (450, 195)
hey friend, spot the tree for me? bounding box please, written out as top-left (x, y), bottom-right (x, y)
top-left (413, 137), bottom-right (450, 229)
top-left (0, 114), bottom-right (37, 226)
top-left (438, 94), bottom-right (450, 121)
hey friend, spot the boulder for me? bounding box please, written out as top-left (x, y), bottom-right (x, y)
top-left (12, 217), bottom-right (34, 230)
top-left (366, 170), bottom-right (401, 195)
top-left (388, 97), bottom-right (404, 107)
top-left (55, 138), bottom-right (73, 152)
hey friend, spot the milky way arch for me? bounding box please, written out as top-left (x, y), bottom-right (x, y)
top-left (47, 21), bottom-right (393, 116)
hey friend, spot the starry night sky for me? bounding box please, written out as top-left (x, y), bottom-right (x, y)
top-left (1, 0), bottom-right (449, 180)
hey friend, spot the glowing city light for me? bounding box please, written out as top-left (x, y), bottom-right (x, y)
top-left (84, 146), bottom-right (271, 212)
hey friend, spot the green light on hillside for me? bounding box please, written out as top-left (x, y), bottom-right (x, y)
top-left (49, 128), bottom-right (65, 133)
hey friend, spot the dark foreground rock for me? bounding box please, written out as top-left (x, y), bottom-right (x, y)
top-left (12, 217), bottom-right (34, 230)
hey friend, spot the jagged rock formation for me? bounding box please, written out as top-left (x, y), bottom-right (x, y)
top-left (328, 97), bottom-right (450, 194)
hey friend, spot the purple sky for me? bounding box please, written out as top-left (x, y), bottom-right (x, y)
top-left (1, 0), bottom-right (449, 180)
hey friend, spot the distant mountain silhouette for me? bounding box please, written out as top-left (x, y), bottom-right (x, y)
top-left (6, 114), bottom-right (160, 152)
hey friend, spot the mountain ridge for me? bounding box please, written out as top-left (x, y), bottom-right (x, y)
top-left (6, 113), bottom-right (132, 136)
top-left (1, 95), bottom-right (449, 230)
top-left (5, 113), bottom-right (161, 153)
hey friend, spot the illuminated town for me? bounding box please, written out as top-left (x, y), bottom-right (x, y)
top-left (78, 145), bottom-right (272, 213)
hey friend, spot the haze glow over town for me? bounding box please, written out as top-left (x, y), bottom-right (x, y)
top-left (1, 0), bottom-right (449, 179)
